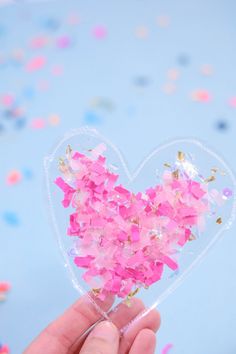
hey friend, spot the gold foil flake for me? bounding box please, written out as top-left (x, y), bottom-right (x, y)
top-left (172, 169), bottom-right (179, 179)
top-left (216, 217), bottom-right (222, 224)
top-left (164, 163), bottom-right (171, 168)
top-left (66, 144), bottom-right (72, 156)
top-left (59, 157), bottom-right (65, 166)
top-left (127, 288), bottom-right (140, 299)
top-left (205, 175), bottom-right (216, 183)
top-left (92, 288), bottom-right (101, 296)
top-left (211, 167), bottom-right (218, 174)
top-left (177, 151), bottom-right (185, 162)
top-left (189, 234), bottom-right (196, 241)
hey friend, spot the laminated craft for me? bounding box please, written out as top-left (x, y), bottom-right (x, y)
top-left (45, 128), bottom-right (236, 313)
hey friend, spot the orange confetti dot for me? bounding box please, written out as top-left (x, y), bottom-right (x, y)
top-left (157, 15), bottom-right (171, 28)
top-left (200, 64), bottom-right (214, 76)
top-left (135, 26), bottom-right (149, 39)
top-left (167, 68), bottom-right (180, 81)
top-left (48, 114), bottom-right (60, 126)
top-left (163, 82), bottom-right (176, 94)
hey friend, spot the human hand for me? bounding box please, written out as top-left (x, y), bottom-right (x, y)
top-left (24, 293), bottom-right (160, 354)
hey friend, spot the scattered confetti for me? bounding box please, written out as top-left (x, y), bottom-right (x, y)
top-left (51, 64), bottom-right (64, 76)
top-left (2, 211), bottom-right (20, 227)
top-left (215, 119), bottom-right (229, 132)
top-left (191, 89), bottom-right (212, 102)
top-left (0, 343), bottom-right (10, 354)
top-left (201, 64), bottom-right (214, 76)
top-left (30, 118), bottom-right (46, 129)
top-left (37, 80), bottom-right (50, 91)
top-left (157, 15), bottom-right (171, 28)
top-left (30, 35), bottom-right (49, 49)
top-left (6, 170), bottom-right (22, 185)
top-left (26, 56), bottom-right (46, 72)
top-left (41, 17), bottom-right (60, 31)
top-left (89, 97), bottom-right (115, 112)
top-left (177, 53), bottom-right (190, 67)
top-left (1, 94), bottom-right (14, 107)
top-left (48, 113), bottom-right (60, 126)
top-left (56, 36), bottom-right (73, 49)
top-left (223, 187), bottom-right (233, 199)
top-left (92, 25), bottom-right (108, 39)
top-left (163, 82), bottom-right (176, 94)
top-left (161, 343), bottom-right (173, 354)
top-left (22, 168), bottom-right (33, 180)
top-left (67, 13), bottom-right (80, 26)
top-left (83, 110), bottom-right (102, 125)
top-left (133, 76), bottom-right (150, 88)
top-left (228, 97), bottom-right (236, 108)
top-left (135, 26), bottom-right (149, 39)
top-left (167, 68), bottom-right (180, 81)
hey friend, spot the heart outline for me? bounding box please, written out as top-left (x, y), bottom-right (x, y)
top-left (44, 126), bottom-right (236, 330)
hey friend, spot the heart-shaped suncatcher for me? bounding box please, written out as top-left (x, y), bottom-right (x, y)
top-left (45, 127), bottom-right (236, 331)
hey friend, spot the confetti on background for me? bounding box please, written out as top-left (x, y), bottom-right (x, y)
top-left (161, 343), bottom-right (174, 354)
top-left (191, 89), bottom-right (212, 102)
top-left (92, 25), bottom-right (107, 39)
top-left (2, 211), bottom-right (20, 227)
top-left (0, 282), bottom-right (11, 303)
top-left (0, 343), bottom-right (10, 354)
top-left (215, 119), bottom-right (229, 132)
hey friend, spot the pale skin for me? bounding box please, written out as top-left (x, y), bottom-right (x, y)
top-left (24, 293), bottom-right (161, 354)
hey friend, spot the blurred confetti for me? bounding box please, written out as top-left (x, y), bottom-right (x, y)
top-left (92, 25), bottom-right (108, 39)
top-left (89, 97), bottom-right (115, 112)
top-left (30, 118), bottom-right (46, 129)
top-left (163, 82), bottom-right (176, 95)
top-left (41, 17), bottom-right (60, 31)
top-left (200, 64), bottom-right (214, 76)
top-left (161, 343), bottom-right (174, 354)
top-left (0, 281), bottom-right (11, 303)
top-left (156, 15), bottom-right (171, 28)
top-left (83, 110), bottom-right (102, 125)
top-left (48, 113), bottom-right (60, 126)
top-left (135, 25), bottom-right (149, 39)
top-left (26, 56), bottom-right (46, 72)
top-left (0, 343), bottom-right (10, 354)
top-left (177, 53), bottom-right (190, 67)
top-left (228, 97), bottom-right (236, 108)
top-left (191, 89), bottom-right (212, 102)
top-left (6, 170), bottom-right (22, 186)
top-left (133, 76), bottom-right (150, 88)
top-left (56, 35), bottom-right (73, 49)
top-left (167, 68), bottom-right (180, 81)
top-left (2, 211), bottom-right (20, 227)
top-left (215, 119), bottom-right (229, 132)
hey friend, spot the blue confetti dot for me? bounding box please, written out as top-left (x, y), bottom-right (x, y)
top-left (84, 111), bottom-right (102, 125)
top-left (2, 211), bottom-right (20, 227)
top-left (22, 168), bottom-right (33, 180)
top-left (42, 18), bottom-right (60, 31)
top-left (216, 119), bottom-right (229, 131)
top-left (177, 53), bottom-right (190, 66)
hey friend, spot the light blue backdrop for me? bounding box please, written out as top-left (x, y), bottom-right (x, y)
top-left (0, 1), bottom-right (236, 353)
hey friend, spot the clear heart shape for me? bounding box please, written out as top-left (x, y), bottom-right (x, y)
top-left (44, 126), bottom-right (236, 332)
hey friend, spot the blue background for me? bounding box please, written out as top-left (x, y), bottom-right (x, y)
top-left (0, 0), bottom-right (236, 353)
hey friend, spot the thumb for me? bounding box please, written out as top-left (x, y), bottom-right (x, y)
top-left (80, 321), bottom-right (120, 354)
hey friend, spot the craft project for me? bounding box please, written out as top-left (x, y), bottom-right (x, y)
top-left (45, 127), bottom-right (236, 327)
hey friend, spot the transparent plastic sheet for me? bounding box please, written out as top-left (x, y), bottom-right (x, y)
top-left (44, 126), bottom-right (236, 340)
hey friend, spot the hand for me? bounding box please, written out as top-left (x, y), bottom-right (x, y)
top-left (24, 292), bottom-right (161, 354)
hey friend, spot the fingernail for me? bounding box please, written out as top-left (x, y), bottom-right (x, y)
top-left (91, 321), bottom-right (118, 342)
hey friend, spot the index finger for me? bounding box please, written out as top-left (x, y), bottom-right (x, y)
top-left (24, 293), bottom-right (114, 354)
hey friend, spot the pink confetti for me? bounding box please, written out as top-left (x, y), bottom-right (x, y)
top-left (0, 344), bottom-right (10, 354)
top-left (55, 145), bottom-right (224, 300)
top-left (26, 56), bottom-right (46, 72)
top-left (228, 97), bottom-right (236, 108)
top-left (92, 25), bottom-right (108, 39)
top-left (191, 89), bottom-right (212, 102)
top-left (1, 94), bottom-right (14, 107)
top-left (30, 118), bottom-right (46, 129)
top-left (30, 36), bottom-right (49, 49)
top-left (0, 282), bottom-right (11, 292)
top-left (6, 170), bottom-right (22, 185)
top-left (162, 343), bottom-right (174, 354)
top-left (51, 65), bottom-right (64, 76)
top-left (56, 36), bottom-right (72, 49)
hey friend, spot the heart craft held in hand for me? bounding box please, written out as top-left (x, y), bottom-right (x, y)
top-left (51, 130), bottom-right (236, 304)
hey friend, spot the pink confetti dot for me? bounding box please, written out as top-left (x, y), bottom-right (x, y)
top-left (135, 25), bottom-right (149, 39)
top-left (30, 36), bottom-right (49, 49)
top-left (228, 97), bottom-right (236, 108)
top-left (162, 343), bottom-right (173, 354)
top-left (56, 36), bottom-right (72, 49)
top-left (157, 15), bottom-right (171, 28)
top-left (92, 25), bottom-right (108, 39)
top-left (67, 13), bottom-right (80, 25)
top-left (6, 170), bottom-right (22, 185)
top-left (30, 118), bottom-right (46, 129)
top-left (0, 94), bottom-right (14, 107)
top-left (26, 56), bottom-right (46, 72)
top-left (51, 65), bottom-right (64, 76)
top-left (191, 89), bottom-right (212, 102)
